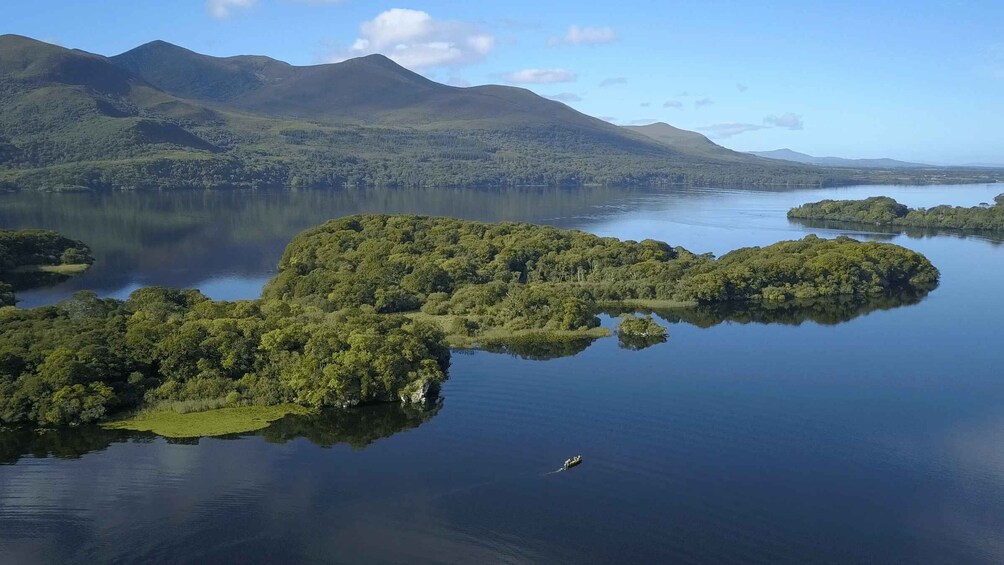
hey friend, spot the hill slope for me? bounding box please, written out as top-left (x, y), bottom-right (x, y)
top-left (749, 148), bottom-right (930, 169)
top-left (624, 122), bottom-right (754, 163)
top-left (3, 35), bottom-right (984, 191)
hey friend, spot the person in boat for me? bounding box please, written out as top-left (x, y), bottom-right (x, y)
top-left (564, 455), bottom-right (583, 469)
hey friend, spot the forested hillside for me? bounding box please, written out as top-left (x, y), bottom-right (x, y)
top-left (4, 34), bottom-right (985, 192)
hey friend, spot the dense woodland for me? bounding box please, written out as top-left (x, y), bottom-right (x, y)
top-left (0, 289), bottom-right (449, 427)
top-left (788, 195), bottom-right (1004, 231)
top-left (0, 228), bottom-right (93, 306)
top-left (266, 215), bottom-right (939, 314)
top-left (0, 215), bottom-right (939, 427)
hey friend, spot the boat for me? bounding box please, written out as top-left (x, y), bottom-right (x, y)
top-left (563, 455), bottom-right (583, 470)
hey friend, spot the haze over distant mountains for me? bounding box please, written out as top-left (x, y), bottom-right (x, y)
top-left (0, 34), bottom-right (997, 191)
top-left (748, 148), bottom-right (932, 169)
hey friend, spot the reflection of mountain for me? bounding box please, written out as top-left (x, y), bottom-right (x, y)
top-left (641, 292), bottom-right (930, 328)
top-left (0, 401), bottom-right (442, 464)
top-left (0, 186), bottom-right (657, 299)
top-left (789, 218), bottom-right (1004, 246)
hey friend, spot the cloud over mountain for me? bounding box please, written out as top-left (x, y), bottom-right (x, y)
top-left (697, 123), bottom-right (767, 139)
top-left (763, 113), bottom-right (804, 130)
top-left (504, 68), bottom-right (577, 84)
top-left (335, 9), bottom-right (494, 69)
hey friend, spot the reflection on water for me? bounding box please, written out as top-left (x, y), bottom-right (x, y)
top-left (789, 217), bottom-right (1004, 245)
top-left (646, 291), bottom-right (930, 328)
top-left (475, 336), bottom-right (597, 360)
top-left (3, 183), bottom-right (1004, 564)
top-left (0, 401), bottom-right (443, 465)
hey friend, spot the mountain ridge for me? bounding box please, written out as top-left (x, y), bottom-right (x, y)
top-left (1, 35), bottom-right (997, 191)
top-left (748, 148), bottom-right (931, 169)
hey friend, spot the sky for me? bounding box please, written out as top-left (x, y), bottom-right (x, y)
top-left (5, 0), bottom-right (1004, 165)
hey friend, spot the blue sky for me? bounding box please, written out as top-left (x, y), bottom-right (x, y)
top-left (6, 0), bottom-right (1003, 164)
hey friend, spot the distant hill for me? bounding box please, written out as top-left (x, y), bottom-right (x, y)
top-left (624, 122), bottom-right (753, 163)
top-left (0, 35), bottom-right (997, 191)
top-left (749, 148), bottom-right (931, 169)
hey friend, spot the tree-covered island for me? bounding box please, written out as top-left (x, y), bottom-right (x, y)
top-left (0, 215), bottom-right (939, 433)
top-left (0, 228), bottom-right (94, 306)
top-left (788, 195), bottom-right (1004, 232)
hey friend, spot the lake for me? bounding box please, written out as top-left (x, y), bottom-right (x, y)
top-left (2, 183), bottom-right (1003, 564)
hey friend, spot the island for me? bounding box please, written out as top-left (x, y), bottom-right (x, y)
top-left (0, 228), bottom-right (94, 306)
top-left (0, 215), bottom-right (939, 434)
top-left (616, 314), bottom-right (668, 350)
top-left (788, 195), bottom-right (1004, 232)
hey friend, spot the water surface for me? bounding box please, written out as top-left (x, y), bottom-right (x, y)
top-left (1, 183), bottom-right (1003, 564)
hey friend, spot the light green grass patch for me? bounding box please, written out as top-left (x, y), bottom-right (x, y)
top-left (10, 263), bottom-right (91, 275)
top-left (102, 404), bottom-right (311, 438)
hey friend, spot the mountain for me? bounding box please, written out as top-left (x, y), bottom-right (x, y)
top-left (3, 35), bottom-right (992, 192)
top-left (748, 148), bottom-right (931, 169)
top-left (624, 122), bottom-right (753, 162)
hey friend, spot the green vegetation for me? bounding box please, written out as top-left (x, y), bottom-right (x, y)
top-left (0, 214), bottom-right (940, 430)
top-left (103, 404), bottom-right (310, 437)
top-left (617, 314), bottom-right (668, 350)
top-left (0, 228), bottom-right (93, 305)
top-left (0, 401), bottom-right (441, 463)
top-left (788, 195), bottom-right (1004, 232)
top-left (2, 35), bottom-right (999, 192)
top-left (266, 214), bottom-right (938, 313)
top-left (0, 289), bottom-right (449, 429)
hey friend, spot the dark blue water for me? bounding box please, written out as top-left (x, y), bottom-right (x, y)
top-left (1, 184), bottom-right (1003, 564)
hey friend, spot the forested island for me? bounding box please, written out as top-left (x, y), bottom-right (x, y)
top-left (0, 215), bottom-right (939, 433)
top-left (788, 195), bottom-right (1004, 232)
top-left (0, 229), bottom-right (94, 306)
top-left (616, 314), bottom-right (669, 350)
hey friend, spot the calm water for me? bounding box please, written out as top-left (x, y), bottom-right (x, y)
top-left (2, 183), bottom-right (1003, 564)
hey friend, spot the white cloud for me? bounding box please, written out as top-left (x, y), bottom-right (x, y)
top-left (334, 9), bottom-right (495, 69)
top-left (763, 112), bottom-right (804, 130)
top-left (544, 92), bottom-right (583, 103)
top-left (663, 100), bottom-right (683, 109)
top-left (208, 0), bottom-right (253, 19)
top-left (504, 68), bottom-right (577, 84)
top-left (446, 76), bottom-right (471, 87)
top-left (550, 25), bottom-right (618, 46)
top-left (694, 97), bottom-right (714, 109)
top-left (599, 77), bottom-right (627, 87)
top-left (628, 118), bottom-right (658, 125)
top-left (697, 123), bottom-right (766, 139)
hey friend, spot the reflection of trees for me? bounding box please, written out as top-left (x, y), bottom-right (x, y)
top-left (3, 270), bottom-right (75, 293)
top-left (789, 218), bottom-right (1004, 246)
top-left (477, 337), bottom-right (595, 360)
top-left (259, 400), bottom-right (443, 449)
top-left (0, 400), bottom-right (444, 464)
top-left (618, 333), bottom-right (667, 351)
top-left (0, 425), bottom-right (149, 464)
top-left (625, 291), bottom-right (929, 328)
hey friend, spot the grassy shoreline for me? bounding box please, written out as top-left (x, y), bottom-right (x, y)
top-left (10, 263), bottom-right (91, 275)
top-left (102, 404), bottom-right (311, 438)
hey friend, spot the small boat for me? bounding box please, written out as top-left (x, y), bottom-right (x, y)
top-left (563, 455), bottom-right (583, 470)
